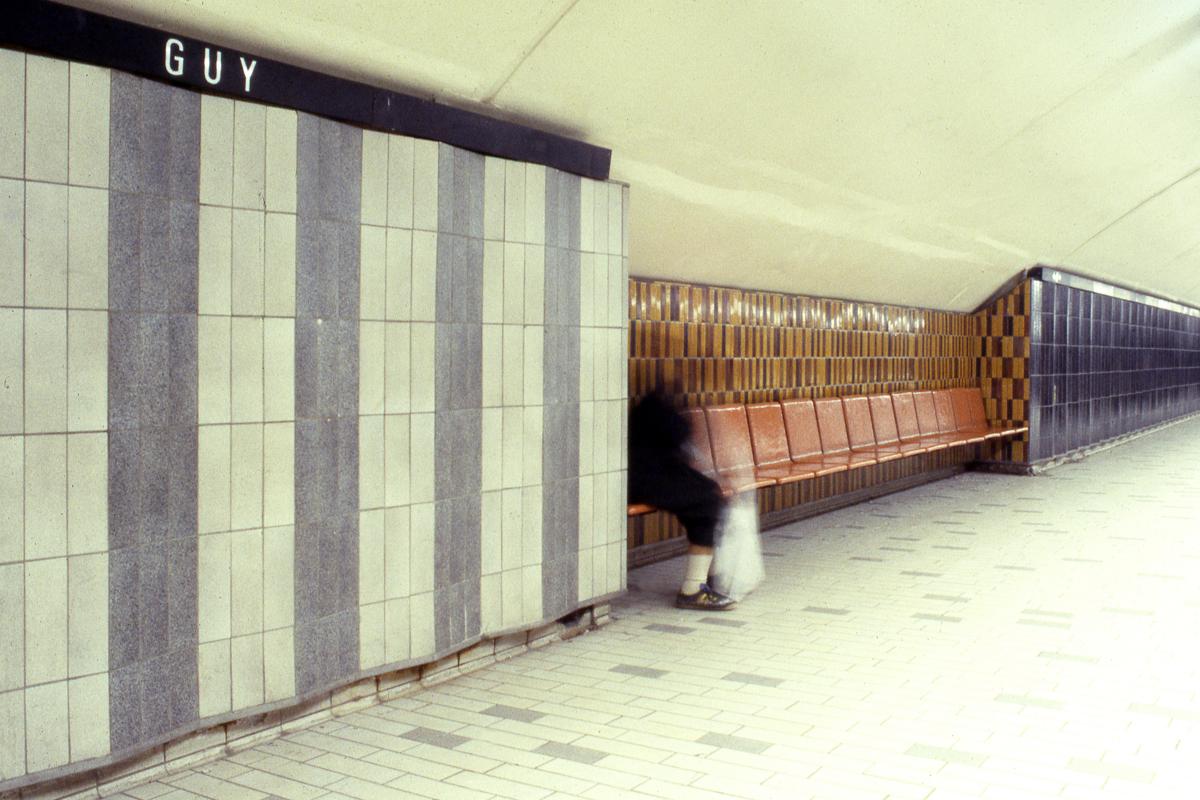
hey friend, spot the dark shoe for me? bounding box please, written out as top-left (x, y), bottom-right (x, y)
top-left (675, 583), bottom-right (737, 611)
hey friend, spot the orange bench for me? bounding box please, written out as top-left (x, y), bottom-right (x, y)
top-left (627, 388), bottom-right (1027, 516)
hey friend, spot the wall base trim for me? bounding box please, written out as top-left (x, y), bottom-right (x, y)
top-left (1025, 411), bottom-right (1200, 474)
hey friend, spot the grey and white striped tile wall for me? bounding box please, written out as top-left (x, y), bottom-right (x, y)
top-left (0, 49), bottom-right (628, 791)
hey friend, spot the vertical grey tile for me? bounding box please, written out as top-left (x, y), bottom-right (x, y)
top-left (168, 201), bottom-right (200, 313)
top-left (138, 427), bottom-right (170, 540)
top-left (108, 193), bottom-right (142, 312)
top-left (435, 233), bottom-right (454, 322)
top-left (167, 644), bottom-right (199, 727)
top-left (108, 548), bottom-right (140, 671)
top-left (337, 221), bottom-right (360, 320)
top-left (139, 198), bottom-right (171, 312)
top-left (168, 424), bottom-right (198, 539)
top-left (137, 543), bottom-right (168, 661)
top-left (167, 536), bottom-right (198, 650)
top-left (292, 522), bottom-right (321, 623)
top-left (138, 80), bottom-right (172, 198)
top-left (109, 72), bottom-right (142, 195)
top-left (336, 317), bottom-right (359, 418)
top-left (168, 87), bottom-right (200, 202)
top-left (108, 313), bottom-right (141, 429)
top-left (168, 315), bottom-right (198, 426)
top-left (295, 216), bottom-right (321, 318)
top-left (565, 173), bottom-right (581, 251)
top-left (335, 416), bottom-right (359, 525)
top-left (296, 113), bottom-right (321, 221)
top-left (438, 143), bottom-right (455, 234)
top-left (140, 654), bottom-right (171, 740)
top-left (138, 314), bottom-right (170, 428)
top-left (294, 319), bottom-right (319, 419)
top-left (452, 148), bottom-right (470, 238)
top-left (108, 429), bottom-right (140, 550)
top-left (456, 237), bottom-right (483, 323)
top-left (108, 664), bottom-right (142, 752)
top-left (466, 151), bottom-right (485, 240)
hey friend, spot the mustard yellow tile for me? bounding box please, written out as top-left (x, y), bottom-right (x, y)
top-left (230, 528), bottom-right (263, 636)
top-left (385, 228), bottom-right (412, 322)
top-left (67, 186), bottom-right (108, 309)
top-left (25, 557), bottom-right (68, 685)
top-left (0, 309), bottom-right (21, 435)
top-left (230, 424), bottom-right (263, 530)
top-left (384, 322), bottom-right (411, 415)
top-left (410, 230), bottom-right (436, 322)
top-left (359, 320), bottom-right (385, 416)
top-left (387, 135), bottom-right (415, 229)
top-left (198, 639), bottom-right (231, 716)
top-left (67, 310), bottom-right (106, 431)
top-left (197, 425), bottom-right (231, 535)
top-left (25, 181), bottom-right (69, 308)
top-left (24, 55), bottom-right (68, 184)
top-left (360, 225), bottom-right (386, 322)
top-left (0, 179), bottom-right (21, 306)
top-left (66, 432), bottom-right (106, 556)
top-left (0, 437), bottom-right (21, 564)
top-left (263, 212), bottom-right (296, 317)
top-left (68, 64), bottom-right (109, 189)
top-left (262, 422), bottom-right (293, 528)
top-left (68, 673), bottom-right (109, 761)
top-left (411, 139), bottom-right (438, 232)
top-left (263, 626), bottom-right (294, 702)
top-left (264, 107), bottom-right (297, 214)
top-left (67, 552), bottom-right (106, 678)
top-left (504, 161), bottom-right (525, 244)
top-left (200, 95), bottom-right (234, 207)
top-left (25, 433), bottom-right (66, 560)
top-left (262, 525), bottom-right (293, 629)
top-left (199, 205), bottom-right (232, 316)
top-left (231, 209), bottom-right (265, 316)
top-left (263, 318), bottom-right (294, 423)
top-left (360, 131), bottom-right (388, 227)
top-left (0, 51), bottom-right (23, 179)
top-left (232, 101), bottom-right (266, 210)
top-left (230, 632), bottom-right (263, 710)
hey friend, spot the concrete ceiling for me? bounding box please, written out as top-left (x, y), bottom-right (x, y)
top-left (69, 0), bottom-right (1200, 311)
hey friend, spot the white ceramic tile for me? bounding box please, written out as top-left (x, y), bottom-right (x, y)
top-left (359, 601), bottom-right (385, 669)
top-left (25, 434), bottom-right (66, 560)
top-left (0, 180), bottom-right (22, 307)
top-left (0, 437), bottom-right (21, 564)
top-left (197, 639), bottom-right (232, 717)
top-left (524, 164), bottom-right (546, 246)
top-left (521, 406), bottom-right (542, 489)
top-left (0, 309), bottom-right (23, 435)
top-left (385, 323), bottom-right (411, 415)
top-left (608, 471), bottom-right (625, 546)
top-left (412, 139), bottom-right (438, 232)
top-left (410, 322), bottom-right (436, 416)
top-left (24, 309), bottom-right (67, 433)
top-left (25, 181), bottom-right (69, 308)
top-left (384, 597), bottom-right (411, 663)
top-left (262, 626), bottom-right (294, 702)
top-left (482, 156), bottom-right (505, 241)
top-left (577, 548), bottom-right (593, 604)
top-left (621, 186), bottom-right (630, 257)
top-left (0, 51), bottom-right (23, 179)
top-left (384, 413), bottom-right (410, 508)
top-left (385, 228), bottom-right (413, 323)
top-left (481, 325), bottom-right (501, 410)
top-left (0, 688), bottom-right (23, 778)
top-left (25, 558), bottom-right (67, 684)
top-left (503, 161), bottom-right (526, 244)
top-left (523, 327), bottom-right (543, 407)
top-left (68, 63), bottom-right (109, 189)
top-left (607, 399), bottom-right (624, 474)
top-left (24, 55), bottom-right (68, 184)
top-left (500, 488), bottom-right (522, 573)
top-left (67, 310), bottom-right (106, 431)
top-left (480, 572), bottom-right (501, 633)
top-left (592, 249), bottom-right (609, 329)
top-left (501, 406), bottom-right (523, 491)
top-left (67, 673), bottom-right (109, 761)
top-left (593, 329), bottom-right (609, 406)
top-left (263, 212), bottom-right (296, 317)
top-left (578, 253), bottom-right (594, 329)
top-left (593, 177), bottom-right (609, 255)
top-left (198, 316), bottom-right (231, 426)
top-left (409, 413), bottom-right (435, 504)
top-left (359, 320), bottom-right (385, 416)
top-left (66, 433), bottom-right (105, 557)
top-left (579, 179), bottom-right (595, 253)
top-left (387, 135), bottom-right (415, 230)
top-left (408, 591), bottom-right (435, 659)
top-left (383, 506), bottom-right (411, 600)
top-left (360, 226), bottom-right (386, 321)
top-left (0, 564), bottom-right (22, 692)
top-left (410, 231), bottom-right (437, 322)
top-left (230, 424), bottom-right (264, 530)
top-left (408, 503), bottom-right (435, 595)
top-left (501, 568), bottom-right (522, 628)
top-left (521, 564), bottom-right (542, 623)
top-left (232, 101), bottom-right (266, 210)
top-left (591, 544), bottom-right (606, 603)
top-left (262, 422), bottom-right (294, 527)
top-left (501, 325), bottom-right (523, 408)
top-left (67, 186), bottom-right (108, 309)
top-left (197, 531), bottom-right (231, 643)
top-left (592, 404), bottom-right (608, 476)
top-left (230, 317), bottom-right (264, 423)
top-left (230, 633), bottom-right (264, 710)
top-left (577, 473), bottom-right (593, 552)
top-left (200, 95), bottom-right (235, 207)
top-left (24, 680), bottom-right (69, 772)
top-left (67, 552), bottom-right (107, 678)
top-left (198, 205), bottom-right (233, 316)
top-left (262, 525), bottom-right (294, 630)
top-left (230, 209), bottom-right (265, 316)
top-left (608, 255), bottom-right (625, 332)
top-left (523, 245), bottom-right (544, 326)
top-left (230, 528), bottom-right (263, 636)
top-left (520, 487), bottom-right (542, 567)
top-left (607, 183), bottom-right (623, 256)
top-left (480, 490), bottom-right (502, 576)
top-left (482, 240), bottom-right (503, 324)
top-left (197, 425), bottom-right (231, 534)
top-left (262, 318), bottom-right (294, 423)
top-left (500, 243), bottom-right (525, 329)
top-left (359, 509), bottom-right (385, 606)
top-left (360, 131), bottom-right (388, 226)
top-left (481, 407), bottom-right (502, 493)
top-left (264, 107), bottom-right (297, 214)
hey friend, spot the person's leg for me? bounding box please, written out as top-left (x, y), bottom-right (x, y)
top-left (680, 544), bottom-right (713, 594)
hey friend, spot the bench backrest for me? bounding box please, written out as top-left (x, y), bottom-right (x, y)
top-left (891, 392), bottom-right (922, 441)
top-left (780, 398), bottom-right (824, 460)
top-left (813, 396), bottom-right (851, 454)
top-left (746, 403), bottom-right (792, 466)
top-left (705, 404), bottom-right (757, 473)
top-left (951, 387), bottom-right (987, 429)
top-left (867, 394), bottom-right (901, 445)
top-left (932, 389), bottom-right (958, 434)
top-left (912, 391), bottom-right (942, 436)
top-left (679, 407), bottom-right (716, 475)
top-left (842, 396), bottom-right (877, 450)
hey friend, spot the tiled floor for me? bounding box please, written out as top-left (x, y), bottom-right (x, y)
top-left (106, 419), bottom-right (1200, 800)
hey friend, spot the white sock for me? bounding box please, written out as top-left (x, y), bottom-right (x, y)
top-left (681, 553), bottom-right (713, 594)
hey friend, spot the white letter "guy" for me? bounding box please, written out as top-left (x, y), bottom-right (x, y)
top-left (203, 47), bottom-right (222, 84)
top-left (164, 38), bottom-right (184, 76)
top-left (240, 57), bottom-right (258, 92)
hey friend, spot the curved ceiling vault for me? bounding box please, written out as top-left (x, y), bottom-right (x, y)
top-left (66, 0), bottom-right (1200, 311)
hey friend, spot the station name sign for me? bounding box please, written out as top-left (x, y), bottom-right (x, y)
top-left (0, 0), bottom-right (611, 180)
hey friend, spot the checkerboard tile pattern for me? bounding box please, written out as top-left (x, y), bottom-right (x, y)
top-left (95, 416), bottom-right (1200, 800)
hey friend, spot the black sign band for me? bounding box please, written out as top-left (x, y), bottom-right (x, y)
top-left (1, 0), bottom-right (612, 179)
